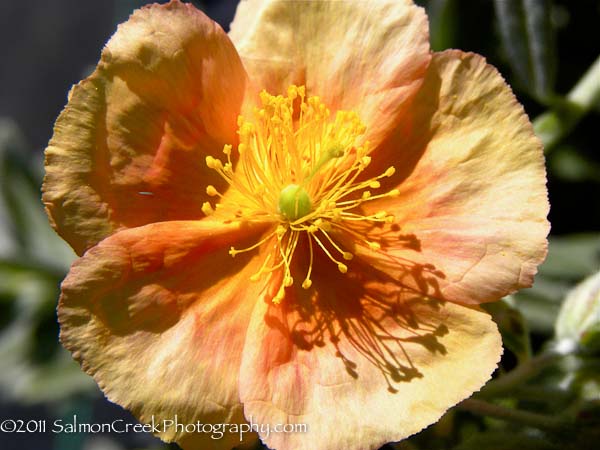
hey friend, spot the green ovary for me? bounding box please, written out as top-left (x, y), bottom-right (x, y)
top-left (278, 184), bottom-right (312, 221)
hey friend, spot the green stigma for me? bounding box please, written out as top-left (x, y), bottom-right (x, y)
top-left (278, 184), bottom-right (312, 221)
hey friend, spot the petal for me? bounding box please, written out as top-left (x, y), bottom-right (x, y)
top-left (43, 0), bottom-right (246, 255)
top-left (229, 0), bottom-right (431, 147)
top-left (360, 50), bottom-right (550, 305)
top-left (239, 261), bottom-right (502, 450)
top-left (58, 219), bottom-right (270, 449)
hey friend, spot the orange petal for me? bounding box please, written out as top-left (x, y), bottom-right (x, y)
top-left (229, 0), bottom-right (431, 147)
top-left (43, 0), bottom-right (246, 255)
top-left (239, 262), bottom-right (502, 450)
top-left (59, 219), bottom-right (269, 449)
top-left (359, 50), bottom-right (550, 305)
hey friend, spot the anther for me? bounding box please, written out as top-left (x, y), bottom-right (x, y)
top-left (205, 156), bottom-right (222, 170)
top-left (201, 202), bottom-right (214, 215)
top-left (302, 279), bottom-right (312, 289)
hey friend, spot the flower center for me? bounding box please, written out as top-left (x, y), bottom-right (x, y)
top-left (202, 86), bottom-right (398, 303)
top-left (278, 184), bottom-right (312, 221)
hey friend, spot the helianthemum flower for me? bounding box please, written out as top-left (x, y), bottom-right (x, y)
top-left (43, 1), bottom-right (550, 449)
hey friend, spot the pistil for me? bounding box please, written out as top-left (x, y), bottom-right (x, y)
top-left (203, 85), bottom-right (398, 303)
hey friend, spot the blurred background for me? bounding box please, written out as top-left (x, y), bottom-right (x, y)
top-left (0, 1), bottom-right (598, 449)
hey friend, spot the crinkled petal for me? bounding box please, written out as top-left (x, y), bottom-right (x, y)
top-left (43, 0), bottom-right (246, 255)
top-left (229, 0), bottom-right (430, 147)
top-left (59, 220), bottom-right (270, 449)
top-left (239, 260), bottom-right (502, 450)
top-left (359, 50), bottom-right (549, 305)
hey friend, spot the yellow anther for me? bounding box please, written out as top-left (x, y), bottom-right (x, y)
top-left (287, 85), bottom-right (298, 99)
top-left (206, 156), bottom-right (223, 170)
top-left (206, 185), bottom-right (219, 196)
top-left (212, 85), bottom-right (401, 304)
top-left (205, 156), bottom-right (222, 170)
top-left (368, 241), bottom-right (381, 251)
top-left (327, 143), bottom-right (345, 157)
top-left (201, 202), bottom-right (214, 215)
top-left (314, 218), bottom-right (331, 231)
top-left (273, 285), bottom-right (285, 304)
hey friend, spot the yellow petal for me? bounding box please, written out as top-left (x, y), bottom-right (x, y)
top-left (239, 262), bottom-right (502, 450)
top-left (229, 0), bottom-right (431, 148)
top-left (59, 219), bottom-right (270, 449)
top-left (43, 0), bottom-right (246, 255)
top-left (359, 50), bottom-right (550, 305)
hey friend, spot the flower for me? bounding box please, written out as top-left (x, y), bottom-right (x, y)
top-left (42, 1), bottom-right (550, 449)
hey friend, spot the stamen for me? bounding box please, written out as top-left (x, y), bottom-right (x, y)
top-left (201, 85), bottom-right (399, 303)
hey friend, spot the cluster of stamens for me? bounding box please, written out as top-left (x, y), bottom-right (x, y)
top-left (202, 85), bottom-right (398, 303)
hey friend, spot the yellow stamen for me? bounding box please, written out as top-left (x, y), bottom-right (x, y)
top-left (203, 86), bottom-right (399, 303)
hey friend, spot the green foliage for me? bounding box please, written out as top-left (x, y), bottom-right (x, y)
top-left (493, 0), bottom-right (557, 103)
top-left (0, 119), bottom-right (91, 403)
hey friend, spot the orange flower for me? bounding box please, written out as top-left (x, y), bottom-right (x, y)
top-left (43, 1), bottom-right (550, 449)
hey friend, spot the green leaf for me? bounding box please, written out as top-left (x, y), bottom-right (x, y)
top-left (539, 234), bottom-right (600, 281)
top-left (425, 0), bottom-right (458, 51)
top-left (549, 145), bottom-right (600, 182)
top-left (514, 234), bottom-right (600, 333)
top-left (534, 55), bottom-right (600, 151)
top-left (493, 0), bottom-right (557, 102)
top-left (453, 430), bottom-right (559, 450)
top-left (483, 297), bottom-right (532, 362)
top-left (0, 118), bottom-right (75, 271)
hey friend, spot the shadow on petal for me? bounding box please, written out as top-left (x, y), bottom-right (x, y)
top-left (262, 229), bottom-right (454, 394)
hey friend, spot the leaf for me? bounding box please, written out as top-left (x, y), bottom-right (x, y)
top-left (534, 56), bottom-right (600, 151)
top-left (493, 0), bottom-right (557, 102)
top-left (540, 234), bottom-right (600, 281)
top-left (483, 297), bottom-right (532, 362)
top-left (549, 145), bottom-right (600, 182)
top-left (0, 117), bottom-right (75, 271)
top-left (453, 430), bottom-right (559, 450)
top-left (425, 0), bottom-right (459, 51)
top-left (514, 234), bottom-right (600, 333)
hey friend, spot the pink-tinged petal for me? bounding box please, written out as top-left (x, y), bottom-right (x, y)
top-left (240, 260), bottom-right (502, 450)
top-left (229, 0), bottom-right (431, 148)
top-left (43, 0), bottom-right (246, 255)
top-left (359, 50), bottom-right (550, 305)
top-left (59, 220), bottom-right (270, 449)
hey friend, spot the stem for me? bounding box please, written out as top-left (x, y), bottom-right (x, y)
top-left (478, 350), bottom-right (561, 398)
top-left (534, 55), bottom-right (600, 152)
top-left (458, 399), bottom-right (569, 431)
